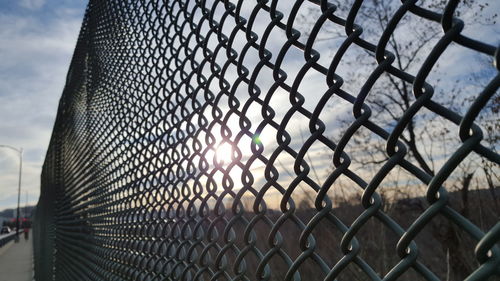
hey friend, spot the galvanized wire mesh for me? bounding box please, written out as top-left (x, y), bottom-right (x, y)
top-left (35, 0), bottom-right (500, 280)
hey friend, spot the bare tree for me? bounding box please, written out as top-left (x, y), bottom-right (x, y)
top-left (297, 0), bottom-right (499, 279)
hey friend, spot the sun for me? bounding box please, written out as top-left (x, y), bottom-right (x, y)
top-left (215, 142), bottom-right (234, 165)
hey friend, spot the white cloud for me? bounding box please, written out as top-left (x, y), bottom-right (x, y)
top-left (19, 0), bottom-right (46, 10)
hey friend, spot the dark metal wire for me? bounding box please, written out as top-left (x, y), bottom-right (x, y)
top-left (34, 0), bottom-right (500, 280)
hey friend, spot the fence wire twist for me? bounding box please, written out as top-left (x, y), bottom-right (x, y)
top-left (35, 0), bottom-right (500, 280)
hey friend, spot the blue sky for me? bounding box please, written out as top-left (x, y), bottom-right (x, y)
top-left (0, 0), bottom-right (87, 210)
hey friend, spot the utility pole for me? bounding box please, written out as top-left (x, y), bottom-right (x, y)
top-left (0, 145), bottom-right (23, 242)
top-left (25, 191), bottom-right (28, 218)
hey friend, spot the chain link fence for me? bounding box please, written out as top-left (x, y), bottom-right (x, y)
top-left (34, 0), bottom-right (500, 280)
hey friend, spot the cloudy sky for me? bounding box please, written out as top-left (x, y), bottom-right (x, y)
top-left (0, 0), bottom-right (87, 210)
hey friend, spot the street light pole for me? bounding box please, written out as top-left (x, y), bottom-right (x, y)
top-left (0, 145), bottom-right (23, 242)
